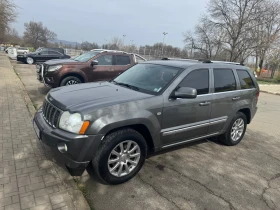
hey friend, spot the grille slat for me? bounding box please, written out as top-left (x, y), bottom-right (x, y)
top-left (42, 99), bottom-right (62, 128)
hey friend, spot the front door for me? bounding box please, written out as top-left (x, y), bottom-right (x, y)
top-left (161, 69), bottom-right (212, 146)
top-left (48, 50), bottom-right (62, 60)
top-left (89, 54), bottom-right (114, 82)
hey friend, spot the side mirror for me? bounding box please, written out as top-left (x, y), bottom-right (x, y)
top-left (172, 87), bottom-right (197, 99)
top-left (38, 53), bottom-right (41, 55)
top-left (91, 60), bottom-right (98, 66)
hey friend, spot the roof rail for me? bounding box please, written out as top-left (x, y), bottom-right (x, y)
top-left (162, 57), bottom-right (244, 65)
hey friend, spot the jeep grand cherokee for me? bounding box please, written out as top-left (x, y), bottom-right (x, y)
top-left (33, 58), bottom-right (259, 184)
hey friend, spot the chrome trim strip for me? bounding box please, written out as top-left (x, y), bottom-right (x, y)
top-left (197, 88), bottom-right (256, 97)
top-left (162, 122), bottom-right (208, 136)
top-left (74, 135), bottom-right (88, 139)
top-left (162, 117), bottom-right (227, 137)
top-left (162, 132), bottom-right (220, 148)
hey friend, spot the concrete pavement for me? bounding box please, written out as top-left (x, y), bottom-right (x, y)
top-left (9, 57), bottom-right (280, 210)
top-left (0, 53), bottom-right (90, 210)
top-left (259, 84), bottom-right (280, 96)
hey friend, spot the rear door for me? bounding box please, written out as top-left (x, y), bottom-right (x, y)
top-left (209, 68), bottom-right (239, 134)
top-left (113, 54), bottom-right (133, 76)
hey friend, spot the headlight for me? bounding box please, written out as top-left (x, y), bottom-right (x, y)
top-left (48, 65), bottom-right (62, 72)
top-left (59, 111), bottom-right (90, 134)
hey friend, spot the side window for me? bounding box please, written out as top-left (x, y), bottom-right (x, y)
top-left (237, 70), bottom-right (255, 89)
top-left (48, 51), bottom-right (61, 55)
top-left (96, 55), bottom-right (113, 65)
top-left (214, 69), bottom-right (236, 93)
top-left (40, 50), bottom-right (48, 55)
top-left (179, 69), bottom-right (209, 95)
top-left (136, 55), bottom-right (146, 63)
top-left (115, 55), bottom-right (130, 65)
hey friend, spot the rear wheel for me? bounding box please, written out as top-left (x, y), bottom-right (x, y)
top-left (60, 76), bottom-right (82, 86)
top-left (92, 128), bottom-right (147, 185)
top-left (218, 112), bottom-right (247, 146)
top-left (26, 57), bottom-right (34, 64)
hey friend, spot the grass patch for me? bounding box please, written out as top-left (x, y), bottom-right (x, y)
top-left (73, 178), bottom-right (95, 210)
top-left (257, 80), bottom-right (278, 85)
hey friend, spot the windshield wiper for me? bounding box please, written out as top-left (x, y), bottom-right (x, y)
top-left (112, 81), bottom-right (139, 91)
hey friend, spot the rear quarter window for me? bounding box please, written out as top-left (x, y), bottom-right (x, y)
top-left (237, 70), bottom-right (255, 89)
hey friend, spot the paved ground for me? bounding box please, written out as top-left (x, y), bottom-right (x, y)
top-left (259, 84), bottom-right (280, 96)
top-left (0, 54), bottom-right (90, 210)
top-left (10, 58), bottom-right (280, 210)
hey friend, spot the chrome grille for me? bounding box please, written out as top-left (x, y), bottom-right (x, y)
top-left (42, 99), bottom-right (62, 128)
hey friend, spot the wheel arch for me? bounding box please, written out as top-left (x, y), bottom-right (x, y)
top-left (60, 72), bottom-right (86, 85)
top-left (238, 108), bottom-right (251, 124)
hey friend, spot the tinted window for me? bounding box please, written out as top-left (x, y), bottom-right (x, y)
top-left (48, 51), bottom-right (61, 55)
top-left (97, 55), bottom-right (113, 65)
top-left (115, 55), bottom-right (130, 65)
top-left (179, 69), bottom-right (209, 95)
top-left (214, 69), bottom-right (236, 92)
top-left (40, 51), bottom-right (48, 55)
top-left (237, 70), bottom-right (255, 89)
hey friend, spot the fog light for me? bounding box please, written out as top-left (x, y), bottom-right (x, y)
top-left (57, 143), bottom-right (68, 153)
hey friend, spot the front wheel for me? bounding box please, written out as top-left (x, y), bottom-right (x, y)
top-left (92, 129), bottom-right (147, 185)
top-left (26, 57), bottom-right (34, 64)
top-left (60, 76), bottom-right (82, 86)
top-left (218, 112), bottom-right (247, 146)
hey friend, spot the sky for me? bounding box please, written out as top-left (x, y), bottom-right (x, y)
top-left (11, 0), bottom-right (208, 48)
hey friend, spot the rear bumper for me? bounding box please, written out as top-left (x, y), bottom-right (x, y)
top-left (33, 109), bottom-right (103, 170)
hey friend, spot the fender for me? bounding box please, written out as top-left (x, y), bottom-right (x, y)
top-left (89, 109), bottom-right (162, 149)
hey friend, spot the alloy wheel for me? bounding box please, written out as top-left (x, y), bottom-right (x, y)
top-left (108, 140), bottom-right (141, 177)
top-left (66, 80), bottom-right (79, 86)
top-left (231, 118), bottom-right (245, 141)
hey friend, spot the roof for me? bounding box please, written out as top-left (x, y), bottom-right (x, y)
top-left (145, 58), bottom-right (246, 69)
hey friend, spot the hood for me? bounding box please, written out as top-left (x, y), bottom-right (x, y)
top-left (44, 59), bottom-right (78, 65)
top-left (47, 82), bottom-right (153, 112)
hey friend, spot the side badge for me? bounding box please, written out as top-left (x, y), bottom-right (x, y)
top-left (157, 112), bottom-right (161, 116)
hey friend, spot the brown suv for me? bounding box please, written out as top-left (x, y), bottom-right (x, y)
top-left (37, 50), bottom-right (146, 87)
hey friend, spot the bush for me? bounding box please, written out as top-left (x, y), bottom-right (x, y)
top-left (273, 74), bottom-right (280, 83)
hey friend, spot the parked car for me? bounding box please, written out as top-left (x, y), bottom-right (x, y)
top-left (4, 46), bottom-right (13, 54)
top-left (33, 58), bottom-right (259, 184)
top-left (17, 47), bottom-right (29, 55)
top-left (36, 49), bottom-right (146, 88)
top-left (17, 49), bottom-right (70, 64)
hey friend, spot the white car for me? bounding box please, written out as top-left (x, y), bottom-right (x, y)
top-left (17, 47), bottom-right (29, 55)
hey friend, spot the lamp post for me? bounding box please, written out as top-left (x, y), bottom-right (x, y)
top-left (161, 32), bottom-right (168, 56)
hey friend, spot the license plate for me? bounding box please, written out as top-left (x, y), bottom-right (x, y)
top-left (33, 121), bottom-right (40, 139)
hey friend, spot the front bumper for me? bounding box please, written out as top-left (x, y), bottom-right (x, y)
top-left (33, 109), bottom-right (103, 171)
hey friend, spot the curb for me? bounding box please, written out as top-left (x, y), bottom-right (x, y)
top-left (260, 90), bottom-right (280, 96)
top-left (7, 57), bottom-right (92, 210)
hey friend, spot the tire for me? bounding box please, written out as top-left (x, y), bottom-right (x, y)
top-left (26, 57), bottom-right (34, 64)
top-left (218, 112), bottom-right (247, 146)
top-left (60, 76), bottom-right (82, 86)
top-left (92, 128), bottom-right (147, 185)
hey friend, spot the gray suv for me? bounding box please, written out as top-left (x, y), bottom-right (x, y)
top-left (33, 58), bottom-right (259, 184)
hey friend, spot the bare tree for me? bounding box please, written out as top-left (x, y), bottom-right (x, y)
top-left (184, 17), bottom-right (224, 59)
top-left (208, 0), bottom-right (265, 62)
top-left (23, 21), bottom-right (57, 49)
top-left (0, 0), bottom-right (17, 43)
top-left (81, 41), bottom-right (99, 51)
top-left (254, 0), bottom-right (280, 74)
top-left (6, 28), bottom-right (21, 44)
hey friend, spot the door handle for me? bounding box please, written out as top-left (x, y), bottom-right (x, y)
top-left (232, 96), bottom-right (240, 101)
top-left (199, 101), bottom-right (211, 106)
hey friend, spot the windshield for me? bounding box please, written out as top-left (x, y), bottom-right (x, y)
top-left (113, 64), bottom-right (182, 94)
top-left (73, 51), bottom-right (100, 62)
